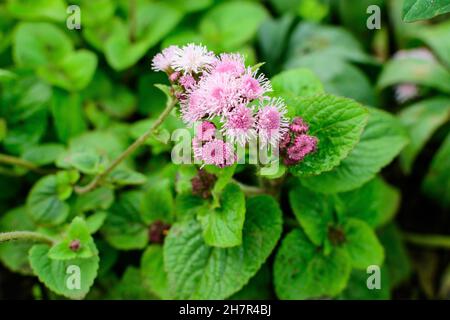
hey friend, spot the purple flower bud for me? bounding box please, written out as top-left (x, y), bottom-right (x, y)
top-left (179, 74), bottom-right (196, 90)
top-left (191, 169), bottom-right (217, 199)
top-left (286, 134), bottom-right (318, 163)
top-left (290, 117), bottom-right (309, 134)
top-left (169, 71), bottom-right (181, 82)
top-left (69, 239), bottom-right (81, 252)
top-left (149, 220), bottom-right (171, 244)
top-left (279, 132), bottom-right (291, 150)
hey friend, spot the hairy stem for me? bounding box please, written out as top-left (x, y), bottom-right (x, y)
top-left (0, 231), bottom-right (54, 245)
top-left (403, 232), bottom-right (450, 250)
top-left (75, 96), bottom-right (177, 194)
top-left (0, 153), bottom-right (53, 174)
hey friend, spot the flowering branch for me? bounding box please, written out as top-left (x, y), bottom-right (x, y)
top-left (0, 231), bottom-right (55, 245)
top-left (0, 153), bottom-right (54, 175)
top-left (75, 95), bottom-right (178, 194)
top-left (403, 232), bottom-right (450, 249)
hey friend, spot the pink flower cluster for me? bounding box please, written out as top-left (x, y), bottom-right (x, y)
top-left (152, 44), bottom-right (315, 167)
top-left (280, 117), bottom-right (318, 166)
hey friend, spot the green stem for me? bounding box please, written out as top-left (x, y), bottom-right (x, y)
top-left (403, 232), bottom-right (450, 250)
top-left (0, 153), bottom-right (53, 174)
top-left (75, 96), bottom-right (177, 194)
top-left (233, 180), bottom-right (266, 196)
top-left (0, 231), bottom-right (54, 245)
top-left (0, 166), bottom-right (21, 177)
top-left (129, 0), bottom-right (137, 42)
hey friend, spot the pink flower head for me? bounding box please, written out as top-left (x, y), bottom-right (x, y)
top-left (169, 71), bottom-right (180, 82)
top-left (179, 74), bottom-right (196, 90)
top-left (257, 98), bottom-right (289, 147)
top-left (222, 104), bottom-right (256, 146)
top-left (151, 45), bottom-right (179, 72)
top-left (212, 53), bottom-right (246, 76)
top-left (195, 71), bottom-right (242, 117)
top-left (279, 132), bottom-right (291, 149)
top-left (196, 121), bottom-right (216, 142)
top-left (286, 134), bottom-right (318, 162)
top-left (172, 43), bottom-right (215, 74)
top-left (290, 117), bottom-right (309, 134)
top-left (241, 68), bottom-right (272, 101)
top-left (201, 139), bottom-right (236, 168)
top-left (180, 90), bottom-right (205, 124)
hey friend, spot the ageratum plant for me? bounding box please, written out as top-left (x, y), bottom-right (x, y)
top-left (0, 0), bottom-right (449, 301)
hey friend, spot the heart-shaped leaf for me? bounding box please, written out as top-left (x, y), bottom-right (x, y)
top-left (164, 195), bottom-right (282, 299)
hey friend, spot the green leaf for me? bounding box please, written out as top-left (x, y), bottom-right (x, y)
top-left (21, 143), bottom-right (65, 166)
top-left (209, 164), bottom-right (236, 206)
top-left (7, 0), bottom-right (66, 21)
top-left (67, 130), bottom-right (127, 161)
top-left (415, 21), bottom-right (450, 68)
top-left (174, 194), bottom-right (205, 221)
top-left (422, 132), bottom-right (450, 208)
top-left (108, 266), bottom-right (155, 299)
top-left (341, 218), bottom-right (384, 270)
top-left (85, 211), bottom-right (107, 234)
top-left (26, 175), bottom-right (70, 226)
top-left (198, 183), bottom-right (246, 248)
top-left (285, 53), bottom-right (377, 106)
top-left (399, 97), bottom-right (450, 174)
top-left (38, 50), bottom-right (98, 91)
top-left (230, 264), bottom-right (273, 300)
top-left (70, 0), bottom-right (116, 27)
top-left (167, 0), bottom-right (212, 13)
top-left (378, 223), bottom-right (412, 288)
top-left (289, 185), bottom-right (334, 246)
top-left (199, 1), bottom-right (268, 51)
top-left (301, 108), bottom-right (408, 193)
top-left (56, 149), bottom-right (102, 175)
top-left (298, 0), bottom-right (330, 22)
top-left (102, 191), bottom-right (148, 250)
top-left (258, 15), bottom-right (294, 75)
top-left (105, 4), bottom-right (181, 70)
top-left (55, 170), bottom-right (79, 201)
top-left (274, 229), bottom-right (351, 299)
top-left (29, 244), bottom-right (99, 300)
top-left (402, 0), bottom-right (450, 22)
top-left (164, 195), bottom-right (282, 299)
top-left (141, 245), bottom-right (169, 299)
top-left (13, 22), bottom-right (73, 68)
top-left (48, 217), bottom-right (98, 260)
top-left (378, 57), bottom-right (450, 94)
top-left (287, 94), bottom-right (369, 176)
top-left (336, 177), bottom-right (400, 228)
top-left (51, 90), bottom-right (88, 143)
top-left (271, 68), bottom-right (324, 99)
top-left (0, 207), bottom-right (35, 275)
top-left (3, 109), bottom-right (48, 156)
top-left (74, 187), bottom-right (114, 213)
top-left (340, 268), bottom-right (391, 300)
top-left (109, 168), bottom-right (147, 186)
top-left (0, 69), bottom-right (16, 83)
top-left (175, 165), bottom-right (198, 194)
top-left (141, 178), bottom-right (174, 224)
top-left (285, 22), bottom-right (376, 66)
